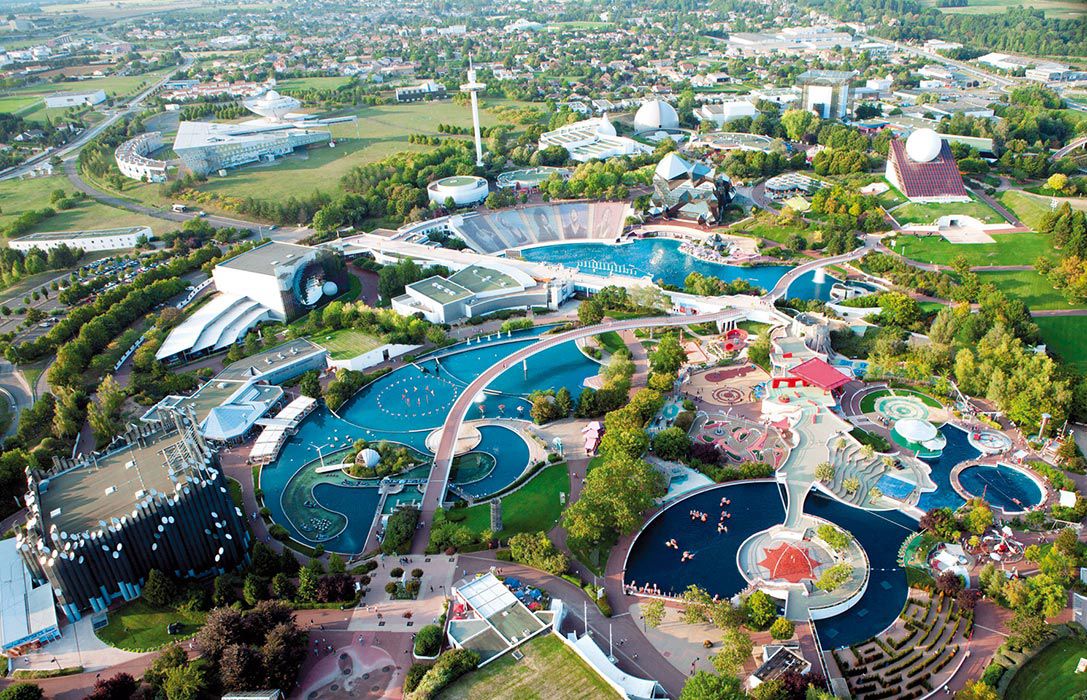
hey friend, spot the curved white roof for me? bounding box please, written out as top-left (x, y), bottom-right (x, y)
top-left (906, 128), bottom-right (942, 163)
top-left (634, 99), bottom-right (679, 131)
top-left (358, 448), bottom-right (381, 468)
top-left (243, 90), bottom-right (301, 120)
top-left (895, 418), bottom-right (938, 443)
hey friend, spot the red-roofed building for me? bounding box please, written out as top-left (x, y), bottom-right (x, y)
top-left (885, 133), bottom-right (969, 203)
top-left (771, 357), bottom-right (851, 392)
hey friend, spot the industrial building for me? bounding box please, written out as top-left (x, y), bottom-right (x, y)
top-left (43, 89), bottom-right (106, 109)
top-left (17, 409), bottom-right (249, 621)
top-left (7, 225), bottom-right (151, 252)
top-left (885, 129), bottom-right (969, 203)
top-left (537, 116), bottom-right (650, 162)
top-left (115, 132), bottom-right (168, 182)
top-left (797, 70), bottom-right (855, 120)
top-left (694, 101), bottom-right (759, 128)
top-left (157, 242), bottom-right (347, 363)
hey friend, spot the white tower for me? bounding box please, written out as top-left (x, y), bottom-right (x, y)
top-left (460, 59), bottom-right (486, 167)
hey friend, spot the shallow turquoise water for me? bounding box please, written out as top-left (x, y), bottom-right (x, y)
top-left (520, 238), bottom-right (840, 300)
top-left (450, 425), bottom-right (532, 498)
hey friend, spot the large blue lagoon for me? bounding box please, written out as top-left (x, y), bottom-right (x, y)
top-left (259, 329), bottom-right (600, 553)
top-left (958, 464), bottom-right (1043, 513)
top-left (520, 238), bottom-right (839, 300)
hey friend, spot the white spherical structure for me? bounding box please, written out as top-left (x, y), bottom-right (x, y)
top-left (634, 99), bottom-right (680, 132)
top-left (322, 281), bottom-right (339, 297)
top-left (905, 129), bottom-right (943, 163)
top-left (427, 175), bottom-right (490, 207)
top-left (243, 90), bottom-right (301, 120)
top-left (358, 448), bottom-right (381, 469)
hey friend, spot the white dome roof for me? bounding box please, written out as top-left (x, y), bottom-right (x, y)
top-left (905, 129), bottom-right (943, 163)
top-left (358, 448), bottom-right (381, 468)
top-left (895, 418), bottom-right (938, 443)
top-left (634, 99), bottom-right (679, 131)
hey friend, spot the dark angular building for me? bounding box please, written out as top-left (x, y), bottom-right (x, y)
top-left (17, 408), bottom-right (249, 621)
top-left (650, 152), bottom-right (733, 225)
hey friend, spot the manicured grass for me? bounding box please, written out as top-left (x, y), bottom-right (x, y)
top-left (1005, 637), bottom-right (1087, 699)
top-left (889, 195), bottom-right (1006, 225)
top-left (460, 463), bottom-right (570, 537)
top-left (276, 76), bottom-right (354, 91)
top-left (441, 633), bottom-right (620, 700)
top-left (737, 320), bottom-right (773, 336)
top-left (743, 219), bottom-right (812, 245)
top-left (0, 175), bottom-right (165, 238)
top-left (595, 330), bottom-right (626, 355)
top-left (892, 231), bottom-right (1057, 267)
top-left (227, 477), bottom-right (243, 508)
top-left (310, 327), bottom-right (384, 360)
top-left (1036, 316), bottom-right (1087, 373)
top-left (976, 269), bottom-right (1084, 311)
top-left (1001, 189), bottom-right (1087, 231)
top-left (96, 598), bottom-right (206, 652)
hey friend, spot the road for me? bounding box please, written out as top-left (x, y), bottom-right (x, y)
top-left (0, 358), bottom-right (31, 439)
top-left (0, 57), bottom-right (193, 182)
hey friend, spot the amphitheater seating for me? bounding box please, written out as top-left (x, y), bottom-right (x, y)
top-left (450, 201), bottom-right (629, 254)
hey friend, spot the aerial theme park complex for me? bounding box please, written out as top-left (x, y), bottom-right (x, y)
top-left (4, 1), bottom-right (1087, 697)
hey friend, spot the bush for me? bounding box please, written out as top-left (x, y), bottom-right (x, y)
top-left (495, 549), bottom-right (512, 561)
top-left (404, 663), bottom-right (431, 694)
top-left (411, 568), bottom-right (423, 578)
top-left (770, 617), bottom-right (795, 640)
top-left (414, 624), bottom-right (443, 657)
top-left (381, 507), bottom-right (420, 555)
top-left (407, 648), bottom-right (480, 699)
top-left (391, 567), bottom-right (404, 578)
top-left (385, 582), bottom-right (398, 595)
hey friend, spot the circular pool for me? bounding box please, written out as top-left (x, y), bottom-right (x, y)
top-left (958, 464), bottom-right (1044, 513)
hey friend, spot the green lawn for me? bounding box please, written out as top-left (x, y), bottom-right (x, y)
top-left (595, 331), bottom-right (626, 355)
top-left (1036, 316), bottom-right (1087, 373)
top-left (276, 77), bottom-right (355, 91)
top-left (1001, 189), bottom-right (1087, 231)
top-left (95, 599), bottom-right (206, 652)
top-left (892, 231), bottom-right (1057, 267)
top-left (441, 633), bottom-right (620, 700)
top-left (0, 175), bottom-right (166, 238)
top-left (460, 463), bottom-right (570, 537)
top-left (1005, 637), bottom-right (1087, 699)
top-left (977, 269), bottom-right (1084, 311)
top-left (928, 0), bottom-right (1085, 19)
top-left (4, 68), bottom-right (173, 101)
top-left (889, 195), bottom-right (1006, 225)
top-left (310, 327), bottom-right (384, 360)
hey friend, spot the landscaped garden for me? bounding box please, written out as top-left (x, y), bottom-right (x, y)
top-left (891, 231), bottom-right (1055, 268)
top-left (95, 598), bottom-right (207, 652)
top-left (457, 463), bottom-right (570, 536)
top-left (889, 196), bottom-right (1006, 226)
top-left (1035, 315), bottom-right (1087, 372)
top-left (1003, 634), bottom-right (1087, 699)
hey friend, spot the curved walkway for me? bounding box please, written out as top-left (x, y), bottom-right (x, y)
top-left (764, 235), bottom-right (878, 300)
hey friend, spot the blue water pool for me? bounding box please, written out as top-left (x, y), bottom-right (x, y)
top-left (876, 474), bottom-right (916, 501)
top-left (450, 425), bottom-right (531, 498)
top-left (915, 425), bottom-right (980, 512)
top-left (259, 329), bottom-right (600, 554)
top-left (806, 491), bottom-right (915, 648)
top-left (958, 464), bottom-right (1043, 513)
top-left (520, 238), bottom-right (841, 300)
top-left (624, 482), bottom-right (916, 649)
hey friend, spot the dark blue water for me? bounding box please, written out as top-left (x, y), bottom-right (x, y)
top-left (959, 464), bottom-right (1043, 513)
top-left (450, 425), bottom-right (531, 498)
top-left (624, 482), bottom-right (787, 597)
top-left (520, 238), bottom-right (839, 300)
top-left (916, 426), bottom-right (980, 512)
top-left (807, 491), bottom-right (916, 648)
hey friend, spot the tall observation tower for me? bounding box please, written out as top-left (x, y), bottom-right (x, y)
top-left (460, 60), bottom-right (486, 167)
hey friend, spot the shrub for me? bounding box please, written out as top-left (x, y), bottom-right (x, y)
top-left (404, 663), bottom-right (431, 694)
top-left (391, 567), bottom-right (404, 578)
top-left (495, 549), bottom-right (512, 561)
top-left (411, 568), bottom-right (424, 579)
top-left (407, 648), bottom-right (480, 699)
top-left (414, 624), bottom-right (443, 657)
top-left (385, 582), bottom-right (398, 595)
top-left (770, 617), bottom-right (795, 640)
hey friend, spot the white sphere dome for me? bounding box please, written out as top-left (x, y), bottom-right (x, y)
top-left (322, 281), bottom-right (339, 297)
top-left (905, 129), bottom-right (943, 163)
top-left (634, 99), bottom-right (680, 132)
top-left (358, 448), bottom-right (381, 468)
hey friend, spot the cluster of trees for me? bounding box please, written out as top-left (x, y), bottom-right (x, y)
top-left (345, 439), bottom-right (422, 478)
top-left (404, 648), bottom-right (480, 699)
top-left (78, 111), bottom-right (150, 180)
top-left (196, 601), bottom-right (308, 694)
top-left (810, 186), bottom-right (884, 234)
top-left (682, 271), bottom-right (760, 297)
top-left (289, 295), bottom-right (447, 349)
top-left (381, 506), bottom-right (420, 554)
top-left (507, 530), bottom-right (568, 574)
top-left (324, 367), bottom-right (392, 412)
top-left (179, 101), bottom-right (249, 121)
top-left (977, 527), bottom-right (1082, 621)
top-left (377, 258), bottom-right (451, 301)
top-left (0, 244), bottom-right (82, 290)
top-left (721, 150), bottom-right (797, 180)
top-left (535, 156), bottom-right (654, 202)
top-left (1036, 204), bottom-right (1087, 303)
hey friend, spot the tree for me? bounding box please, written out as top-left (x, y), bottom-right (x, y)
top-left (0, 685), bottom-right (43, 700)
top-left (87, 373), bottom-right (127, 445)
top-left (297, 561), bottom-right (321, 601)
top-left (643, 598), bottom-right (665, 628)
top-left (299, 370), bottom-right (321, 398)
top-left (955, 681), bottom-right (999, 700)
top-left (650, 333), bottom-right (686, 375)
top-left (964, 500), bottom-right (993, 535)
top-left (260, 621), bottom-right (307, 690)
top-left (144, 643), bottom-right (186, 695)
top-left (769, 616), bottom-right (795, 640)
top-left (679, 671), bottom-right (745, 700)
top-left (781, 109), bottom-right (818, 141)
top-left (1054, 527), bottom-right (1079, 557)
top-left (163, 658), bottom-right (211, 700)
top-left (86, 673), bottom-right (138, 700)
top-left (578, 298), bottom-right (604, 326)
top-left (936, 570), bottom-right (964, 596)
top-left (652, 426), bottom-right (690, 461)
top-left (815, 462), bottom-right (834, 482)
top-left (713, 627), bottom-right (753, 675)
top-left (242, 573), bottom-right (268, 606)
top-left (555, 386), bottom-right (573, 416)
top-left (843, 477), bottom-right (860, 493)
top-left (744, 590), bottom-right (777, 629)
top-left (507, 531), bottom-right (567, 574)
top-left (1007, 610), bottom-right (1048, 649)
top-left (271, 572), bottom-right (295, 600)
top-left (1047, 173), bottom-right (1070, 192)
top-left (143, 568), bottom-right (177, 608)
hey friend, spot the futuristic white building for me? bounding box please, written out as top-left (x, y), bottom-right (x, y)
top-left (115, 132), bottom-right (168, 182)
top-left (427, 175), bottom-right (490, 207)
top-left (538, 116), bottom-right (650, 162)
top-left (885, 129), bottom-right (969, 203)
top-left (633, 99), bottom-right (680, 132)
top-left (173, 90), bottom-right (354, 176)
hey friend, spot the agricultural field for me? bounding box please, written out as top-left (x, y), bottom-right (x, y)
top-left (440, 633), bottom-right (620, 700)
top-left (1035, 316), bottom-right (1087, 373)
top-left (0, 175), bottom-right (167, 237)
top-left (891, 231), bottom-right (1056, 267)
top-left (888, 195), bottom-right (1006, 226)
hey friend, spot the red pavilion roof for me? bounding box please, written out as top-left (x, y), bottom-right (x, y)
top-left (788, 357), bottom-right (851, 391)
top-left (888, 138), bottom-right (968, 200)
top-left (758, 542), bottom-right (820, 584)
